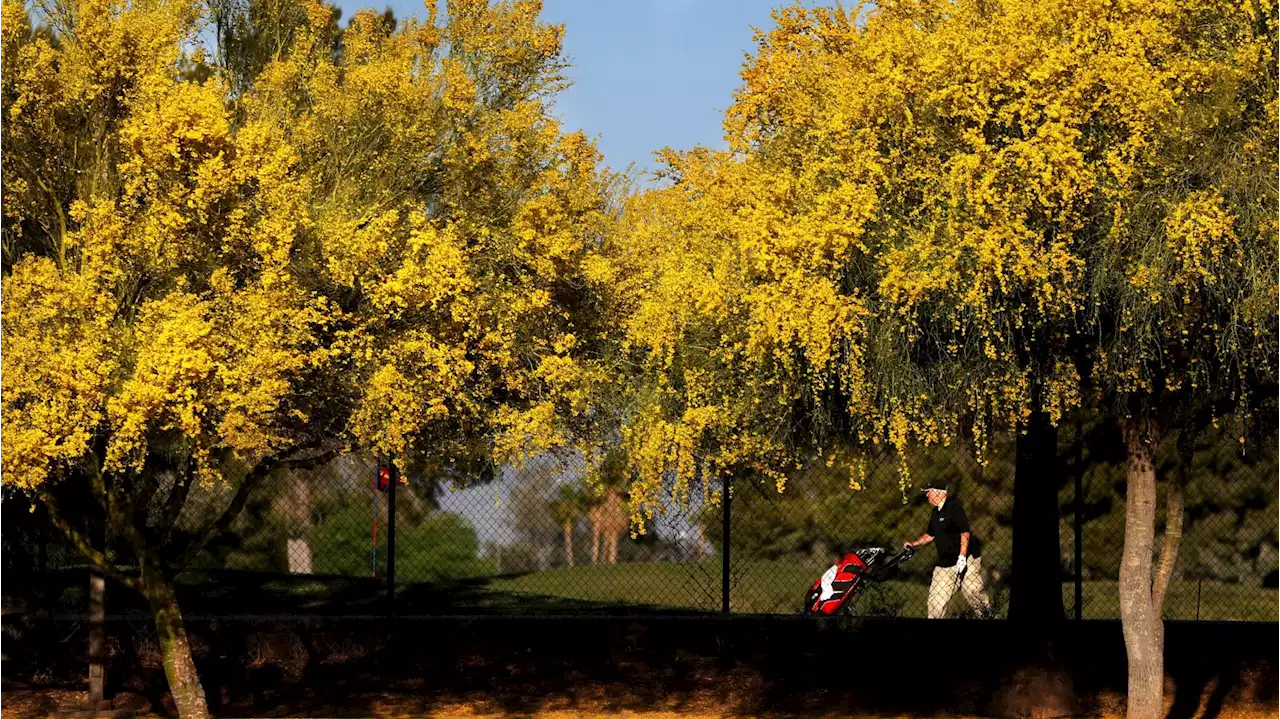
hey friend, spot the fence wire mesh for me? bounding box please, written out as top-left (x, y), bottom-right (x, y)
top-left (3, 423), bottom-right (1276, 622)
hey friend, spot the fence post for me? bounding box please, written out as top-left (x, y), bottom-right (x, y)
top-left (36, 503), bottom-right (49, 617)
top-left (721, 474), bottom-right (731, 614)
top-left (37, 503), bottom-right (48, 577)
top-left (387, 458), bottom-right (397, 622)
top-left (88, 521), bottom-right (107, 710)
top-left (1074, 419), bottom-right (1084, 621)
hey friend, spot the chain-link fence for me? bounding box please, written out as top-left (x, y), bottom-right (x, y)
top-left (3, 423), bottom-right (1276, 623)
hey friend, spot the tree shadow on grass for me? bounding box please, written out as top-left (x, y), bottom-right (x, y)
top-left (173, 569), bottom-right (709, 617)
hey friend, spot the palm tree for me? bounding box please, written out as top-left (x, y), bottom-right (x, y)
top-left (550, 482), bottom-right (590, 568)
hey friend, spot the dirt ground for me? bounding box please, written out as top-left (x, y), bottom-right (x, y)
top-left (4, 615), bottom-right (1274, 719)
top-left (4, 678), bottom-right (1278, 719)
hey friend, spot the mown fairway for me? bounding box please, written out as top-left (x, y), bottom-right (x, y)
top-left (488, 560), bottom-right (1279, 621)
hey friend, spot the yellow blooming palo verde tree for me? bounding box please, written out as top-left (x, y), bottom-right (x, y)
top-left (2, 0), bottom-right (620, 717)
top-left (1076, 6), bottom-right (1277, 718)
top-left (243, 0), bottom-right (622, 482)
top-left (1, 0), bottom-right (340, 716)
top-left (612, 1), bottom-right (1275, 717)
top-left (779, 2), bottom-right (1276, 716)
top-left (604, 146), bottom-right (876, 533)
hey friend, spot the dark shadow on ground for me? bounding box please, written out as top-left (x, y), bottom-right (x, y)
top-left (1164, 632), bottom-right (1277, 719)
top-left (5, 614), bottom-right (1277, 718)
top-left (3, 571), bottom-right (1277, 718)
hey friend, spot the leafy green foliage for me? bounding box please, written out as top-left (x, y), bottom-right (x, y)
top-left (309, 507), bottom-right (494, 583)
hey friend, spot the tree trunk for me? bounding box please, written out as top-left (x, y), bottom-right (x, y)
top-left (563, 520), bottom-right (575, 568)
top-left (991, 408), bottom-right (1077, 718)
top-left (1010, 407), bottom-right (1065, 624)
top-left (1152, 431), bottom-right (1191, 610)
top-left (143, 566), bottom-right (210, 719)
top-left (1120, 416), bottom-right (1164, 719)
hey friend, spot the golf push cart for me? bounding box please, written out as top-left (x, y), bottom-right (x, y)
top-left (802, 545), bottom-right (916, 616)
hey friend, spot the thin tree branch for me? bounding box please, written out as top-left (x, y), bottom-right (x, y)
top-left (27, 169), bottom-right (68, 269)
top-left (86, 451), bottom-right (135, 554)
top-left (132, 469), bottom-right (162, 533)
top-left (170, 461), bottom-right (274, 570)
top-left (279, 448), bottom-right (343, 473)
top-left (116, 506), bottom-right (167, 588)
top-left (171, 447), bottom-right (341, 570)
top-left (100, 464), bottom-right (168, 584)
top-left (158, 457), bottom-right (197, 540)
top-left (38, 489), bottom-right (141, 591)
top-left (85, 451), bottom-right (109, 512)
top-left (1152, 429), bottom-right (1192, 615)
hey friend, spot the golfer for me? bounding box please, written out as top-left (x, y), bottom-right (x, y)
top-left (903, 481), bottom-right (993, 619)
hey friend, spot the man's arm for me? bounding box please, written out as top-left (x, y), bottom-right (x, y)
top-left (959, 531), bottom-right (969, 557)
top-left (905, 533), bottom-right (934, 549)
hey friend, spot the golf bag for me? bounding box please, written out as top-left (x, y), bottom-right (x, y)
top-left (802, 545), bottom-right (916, 616)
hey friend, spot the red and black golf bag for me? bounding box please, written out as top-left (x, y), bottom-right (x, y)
top-left (802, 545), bottom-right (915, 616)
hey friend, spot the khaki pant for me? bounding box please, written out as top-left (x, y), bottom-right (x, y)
top-left (927, 556), bottom-right (991, 619)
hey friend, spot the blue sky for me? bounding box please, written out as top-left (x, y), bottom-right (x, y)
top-left (337, 0), bottom-right (792, 177)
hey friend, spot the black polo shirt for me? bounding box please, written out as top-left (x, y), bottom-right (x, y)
top-left (927, 498), bottom-right (982, 567)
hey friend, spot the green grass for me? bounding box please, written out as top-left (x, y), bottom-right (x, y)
top-left (488, 560), bottom-right (949, 615)
top-left (1067, 579), bottom-right (1278, 622)
top-left (490, 562), bottom-right (728, 611)
top-left (489, 560), bottom-right (1278, 620)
